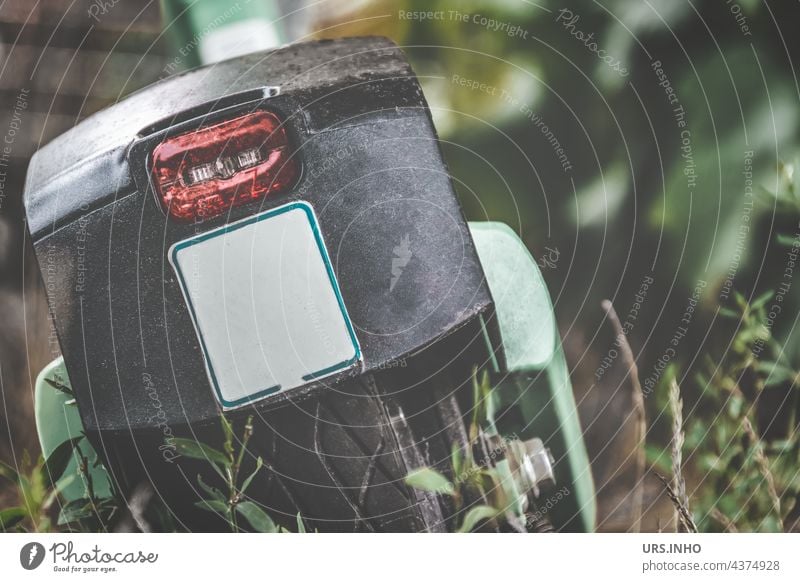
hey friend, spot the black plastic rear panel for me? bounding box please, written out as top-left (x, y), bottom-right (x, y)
top-left (24, 37), bottom-right (493, 434)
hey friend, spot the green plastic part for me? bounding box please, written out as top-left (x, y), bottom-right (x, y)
top-left (35, 357), bottom-right (111, 502)
top-left (470, 222), bottom-right (597, 532)
top-left (160, 0), bottom-right (285, 70)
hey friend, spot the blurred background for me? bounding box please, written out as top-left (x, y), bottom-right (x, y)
top-left (1, 0), bottom-right (798, 531)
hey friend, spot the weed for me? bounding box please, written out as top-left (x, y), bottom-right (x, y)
top-left (405, 369), bottom-right (515, 532)
top-left (172, 415), bottom-right (281, 532)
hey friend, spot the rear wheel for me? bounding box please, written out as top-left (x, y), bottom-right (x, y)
top-left (240, 320), bottom-right (489, 532)
top-left (112, 318), bottom-right (493, 532)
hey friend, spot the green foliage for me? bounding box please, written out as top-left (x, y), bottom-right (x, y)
top-left (405, 467), bottom-right (454, 495)
top-left (652, 293), bottom-right (800, 532)
top-left (759, 159), bottom-right (800, 215)
top-left (42, 436), bottom-right (84, 490)
top-left (405, 368), bottom-right (510, 532)
top-left (0, 435), bottom-right (119, 532)
top-left (235, 501), bottom-right (277, 533)
top-left (54, 439), bottom-right (127, 532)
top-left (392, 0), bottom-right (800, 533)
top-left (174, 415), bottom-right (290, 533)
top-left (43, 376), bottom-right (75, 399)
top-left (174, 439), bottom-right (230, 471)
top-left (1, 450), bottom-right (69, 532)
top-left (457, 505), bottom-right (498, 534)
top-left (1, 413), bottom-right (296, 533)
top-left (57, 497), bottom-right (118, 527)
top-left (0, 507), bottom-right (27, 530)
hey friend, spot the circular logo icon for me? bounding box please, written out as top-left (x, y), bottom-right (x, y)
top-left (19, 542), bottom-right (45, 570)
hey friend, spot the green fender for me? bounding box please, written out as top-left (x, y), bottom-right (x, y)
top-left (35, 358), bottom-right (111, 501)
top-left (470, 222), bottom-right (596, 532)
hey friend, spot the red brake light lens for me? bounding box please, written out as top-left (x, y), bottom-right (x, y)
top-left (151, 110), bottom-right (298, 221)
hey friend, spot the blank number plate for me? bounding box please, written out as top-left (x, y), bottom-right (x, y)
top-left (170, 202), bottom-right (361, 409)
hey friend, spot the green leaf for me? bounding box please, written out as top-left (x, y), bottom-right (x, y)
top-left (43, 436), bottom-right (84, 490)
top-left (44, 376), bottom-right (74, 398)
top-left (0, 507), bottom-right (27, 531)
top-left (172, 438), bottom-right (230, 468)
top-left (757, 361), bottom-right (796, 387)
top-left (471, 369), bottom-right (492, 429)
top-left (57, 498), bottom-right (95, 525)
top-left (43, 474), bottom-right (76, 512)
top-left (451, 443), bottom-right (462, 481)
top-left (197, 474), bottom-right (225, 502)
top-left (734, 291), bottom-right (747, 311)
top-left (220, 415), bottom-right (235, 459)
top-left (236, 501), bottom-right (277, 532)
top-left (457, 505), bottom-right (497, 533)
top-left (296, 512), bottom-right (306, 533)
top-left (240, 457), bottom-right (263, 495)
top-left (194, 499), bottom-right (229, 514)
top-left (0, 460), bottom-right (19, 485)
top-left (751, 290), bottom-right (775, 310)
top-left (239, 416), bottom-right (255, 464)
top-left (728, 394), bottom-right (744, 418)
top-left (768, 439), bottom-right (797, 453)
top-left (718, 307), bottom-right (740, 319)
top-left (405, 467), bottom-right (454, 496)
top-left (472, 369), bottom-right (481, 423)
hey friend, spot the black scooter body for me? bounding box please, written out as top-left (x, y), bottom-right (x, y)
top-left (25, 37), bottom-right (499, 531)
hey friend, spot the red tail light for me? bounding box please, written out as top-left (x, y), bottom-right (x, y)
top-left (151, 111), bottom-right (298, 221)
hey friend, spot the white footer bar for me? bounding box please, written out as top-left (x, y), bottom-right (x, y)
top-left (1, 533), bottom-right (798, 580)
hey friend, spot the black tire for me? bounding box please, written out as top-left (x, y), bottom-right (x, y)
top-left (108, 319), bottom-right (491, 532)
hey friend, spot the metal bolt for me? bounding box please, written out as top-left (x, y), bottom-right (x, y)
top-left (505, 436), bottom-right (556, 500)
top-left (524, 437), bottom-right (556, 493)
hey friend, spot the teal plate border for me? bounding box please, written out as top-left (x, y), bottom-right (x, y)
top-left (169, 201), bottom-right (362, 409)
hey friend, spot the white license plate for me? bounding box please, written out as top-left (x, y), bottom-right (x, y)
top-left (169, 202), bottom-right (361, 409)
